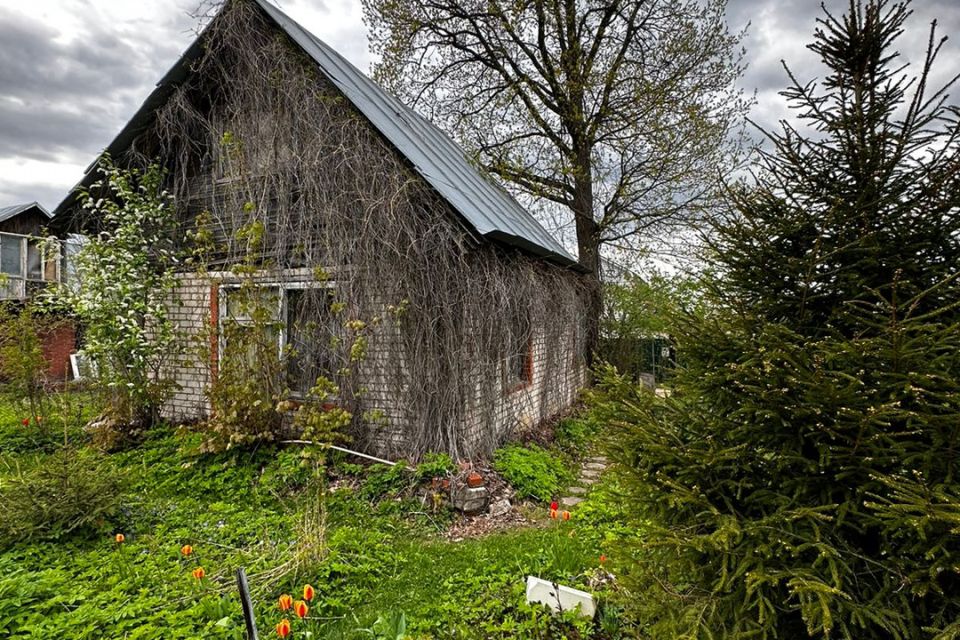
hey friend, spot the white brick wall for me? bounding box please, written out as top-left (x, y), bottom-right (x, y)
top-left (163, 274), bottom-right (214, 421)
top-left (162, 269), bottom-right (586, 457)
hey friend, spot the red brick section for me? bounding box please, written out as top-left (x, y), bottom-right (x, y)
top-left (209, 284), bottom-right (219, 382)
top-left (506, 338), bottom-right (535, 394)
top-left (39, 320), bottom-right (76, 382)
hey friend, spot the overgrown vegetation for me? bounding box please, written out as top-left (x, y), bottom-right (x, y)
top-left (76, 0), bottom-right (589, 460)
top-left (599, 272), bottom-right (709, 382)
top-left (49, 158), bottom-right (181, 441)
top-left (494, 443), bottom-right (573, 502)
top-left (0, 395), bottom-right (625, 639)
top-left (0, 447), bottom-right (124, 544)
top-left (601, 3), bottom-right (960, 638)
top-left (0, 305), bottom-right (52, 431)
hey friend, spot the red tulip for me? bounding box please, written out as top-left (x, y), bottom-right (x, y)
top-left (550, 501), bottom-right (559, 511)
top-left (303, 583), bottom-right (315, 601)
top-left (599, 554), bottom-right (607, 565)
top-left (278, 594), bottom-right (293, 611)
top-left (294, 600), bottom-right (309, 619)
top-left (21, 418), bottom-right (29, 426)
top-left (276, 619), bottom-right (291, 637)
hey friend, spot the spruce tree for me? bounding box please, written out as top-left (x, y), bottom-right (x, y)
top-left (601, 2), bottom-right (960, 637)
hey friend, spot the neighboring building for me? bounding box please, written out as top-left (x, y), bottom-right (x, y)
top-left (53, 0), bottom-right (589, 458)
top-left (0, 202), bottom-right (52, 236)
top-left (0, 202), bottom-right (76, 381)
top-left (0, 202), bottom-right (59, 300)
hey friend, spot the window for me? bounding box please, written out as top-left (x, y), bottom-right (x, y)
top-left (505, 307), bottom-right (533, 391)
top-left (63, 235), bottom-right (85, 287)
top-left (219, 285), bottom-right (282, 371)
top-left (0, 233), bottom-right (60, 299)
top-left (1, 234), bottom-right (21, 275)
top-left (218, 283), bottom-right (338, 396)
top-left (284, 286), bottom-right (339, 395)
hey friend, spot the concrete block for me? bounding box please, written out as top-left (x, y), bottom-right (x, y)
top-left (488, 498), bottom-right (511, 517)
top-left (452, 485), bottom-right (489, 515)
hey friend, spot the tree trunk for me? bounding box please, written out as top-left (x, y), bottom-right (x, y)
top-left (572, 155), bottom-right (601, 367)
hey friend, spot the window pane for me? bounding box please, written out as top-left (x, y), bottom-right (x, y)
top-left (0, 277), bottom-right (23, 299)
top-left (27, 241), bottom-right (42, 280)
top-left (220, 286), bottom-right (280, 370)
top-left (63, 236), bottom-right (84, 285)
top-left (223, 286), bottom-right (279, 324)
top-left (0, 235), bottom-right (22, 276)
top-left (286, 287), bottom-right (338, 395)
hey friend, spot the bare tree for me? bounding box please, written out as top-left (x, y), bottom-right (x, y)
top-left (364, 0), bottom-right (751, 352)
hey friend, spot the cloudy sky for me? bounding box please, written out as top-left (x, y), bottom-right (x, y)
top-left (1, 0), bottom-right (958, 211)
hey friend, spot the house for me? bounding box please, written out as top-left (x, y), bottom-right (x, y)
top-left (53, 0), bottom-right (589, 459)
top-left (0, 202), bottom-right (76, 381)
top-left (1, 202), bottom-right (57, 300)
top-left (0, 202), bottom-right (53, 236)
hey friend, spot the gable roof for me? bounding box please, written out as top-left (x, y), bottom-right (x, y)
top-left (0, 202), bottom-right (52, 225)
top-left (54, 0), bottom-right (581, 270)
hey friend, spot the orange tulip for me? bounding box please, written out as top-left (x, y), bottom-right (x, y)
top-left (276, 619), bottom-right (291, 638)
top-left (562, 510), bottom-right (571, 521)
top-left (294, 600), bottom-right (308, 619)
top-left (115, 533), bottom-right (125, 544)
top-left (180, 544), bottom-right (193, 557)
top-left (303, 584), bottom-right (315, 601)
top-left (278, 594), bottom-right (293, 611)
top-left (549, 508), bottom-right (558, 519)
top-left (192, 567), bottom-right (205, 580)
top-left (599, 554), bottom-right (607, 565)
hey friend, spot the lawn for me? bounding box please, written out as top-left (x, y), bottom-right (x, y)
top-left (0, 393), bottom-right (634, 639)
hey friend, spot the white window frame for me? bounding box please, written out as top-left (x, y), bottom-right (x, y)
top-left (217, 279), bottom-right (337, 364)
top-left (0, 231), bottom-right (61, 300)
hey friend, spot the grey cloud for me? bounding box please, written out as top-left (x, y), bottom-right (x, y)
top-left (0, 2), bottom-right (199, 206)
top-left (0, 181), bottom-right (72, 212)
top-left (0, 7), bottom-right (145, 102)
top-left (728, 0), bottom-right (960, 136)
top-left (0, 98), bottom-right (116, 161)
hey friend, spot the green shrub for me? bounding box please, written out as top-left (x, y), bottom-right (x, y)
top-left (554, 415), bottom-right (598, 453)
top-left (0, 447), bottom-right (125, 543)
top-left (493, 444), bottom-right (572, 502)
top-left (359, 462), bottom-right (412, 500)
top-left (259, 448), bottom-right (315, 495)
top-left (414, 452), bottom-right (454, 480)
top-left (0, 305), bottom-right (50, 432)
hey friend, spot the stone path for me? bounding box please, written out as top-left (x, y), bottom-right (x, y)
top-left (560, 455), bottom-right (608, 507)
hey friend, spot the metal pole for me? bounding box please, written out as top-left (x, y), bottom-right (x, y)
top-left (236, 567), bottom-right (259, 640)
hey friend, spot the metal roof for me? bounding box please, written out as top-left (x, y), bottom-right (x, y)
top-left (55, 0), bottom-right (581, 270)
top-left (0, 202), bottom-right (52, 225)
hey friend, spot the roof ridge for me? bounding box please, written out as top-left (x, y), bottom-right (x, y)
top-left (54, 0), bottom-right (582, 270)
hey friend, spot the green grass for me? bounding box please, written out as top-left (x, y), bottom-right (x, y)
top-left (0, 396), bottom-right (630, 639)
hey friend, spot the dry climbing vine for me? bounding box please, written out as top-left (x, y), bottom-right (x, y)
top-left (76, 0), bottom-right (588, 459)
